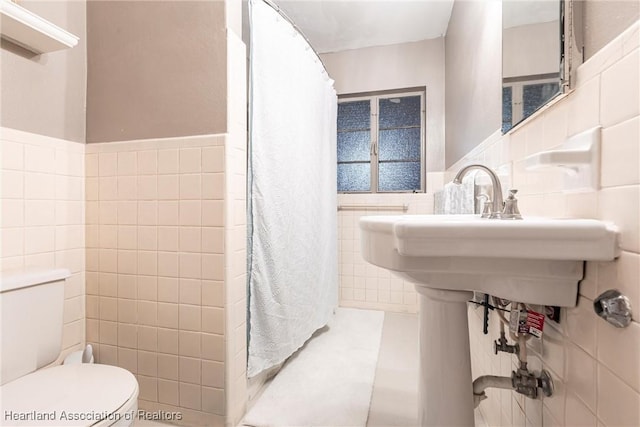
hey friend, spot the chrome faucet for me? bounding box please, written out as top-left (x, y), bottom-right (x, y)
top-left (453, 164), bottom-right (504, 219)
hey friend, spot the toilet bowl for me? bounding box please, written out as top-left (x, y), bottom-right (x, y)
top-left (0, 364), bottom-right (139, 427)
top-left (0, 268), bottom-right (140, 427)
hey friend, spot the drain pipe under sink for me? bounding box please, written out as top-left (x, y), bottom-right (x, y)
top-left (472, 375), bottom-right (513, 407)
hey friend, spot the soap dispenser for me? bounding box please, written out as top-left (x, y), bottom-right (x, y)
top-left (502, 189), bottom-right (522, 219)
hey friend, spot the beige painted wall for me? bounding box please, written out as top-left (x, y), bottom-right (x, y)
top-left (86, 1), bottom-right (227, 143)
top-left (584, 0), bottom-right (639, 59)
top-left (321, 38), bottom-right (446, 172)
top-left (444, 0), bottom-right (502, 168)
top-left (0, 0), bottom-right (87, 143)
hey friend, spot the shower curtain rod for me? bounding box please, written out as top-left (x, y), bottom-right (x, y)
top-left (259, 0), bottom-right (329, 73)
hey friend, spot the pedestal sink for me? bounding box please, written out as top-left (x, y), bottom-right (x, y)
top-left (360, 214), bottom-right (619, 426)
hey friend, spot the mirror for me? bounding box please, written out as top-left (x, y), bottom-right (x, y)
top-left (502, 0), bottom-right (563, 133)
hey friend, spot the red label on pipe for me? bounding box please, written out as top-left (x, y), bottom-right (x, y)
top-left (509, 308), bottom-right (545, 338)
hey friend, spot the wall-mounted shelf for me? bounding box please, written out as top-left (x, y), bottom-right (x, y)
top-left (0, 0), bottom-right (79, 54)
top-left (525, 126), bottom-right (601, 191)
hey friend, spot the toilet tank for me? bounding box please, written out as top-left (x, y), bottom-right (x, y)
top-left (0, 268), bottom-right (70, 385)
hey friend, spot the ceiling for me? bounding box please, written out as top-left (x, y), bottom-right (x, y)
top-left (273, 0), bottom-right (455, 54)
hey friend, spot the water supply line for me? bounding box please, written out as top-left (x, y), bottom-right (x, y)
top-left (493, 297), bottom-right (519, 355)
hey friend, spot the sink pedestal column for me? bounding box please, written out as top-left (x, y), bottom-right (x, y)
top-left (416, 286), bottom-right (475, 427)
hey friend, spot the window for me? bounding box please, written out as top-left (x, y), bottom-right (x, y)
top-left (337, 89), bottom-right (425, 193)
top-left (502, 77), bottom-right (559, 133)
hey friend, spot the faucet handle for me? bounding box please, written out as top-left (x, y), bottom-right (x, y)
top-left (476, 193), bottom-right (492, 217)
top-left (480, 200), bottom-right (493, 218)
top-left (502, 189), bottom-right (522, 220)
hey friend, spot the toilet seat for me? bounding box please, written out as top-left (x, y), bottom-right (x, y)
top-left (0, 364), bottom-right (139, 426)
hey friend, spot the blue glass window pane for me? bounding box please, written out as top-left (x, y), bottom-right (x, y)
top-left (502, 86), bottom-right (513, 133)
top-left (379, 96), bottom-right (421, 129)
top-left (338, 101), bottom-right (370, 131)
top-left (523, 83), bottom-right (559, 117)
top-left (338, 163), bottom-right (371, 192)
top-left (379, 128), bottom-right (421, 161)
top-left (338, 131), bottom-right (370, 162)
top-left (378, 162), bottom-right (421, 192)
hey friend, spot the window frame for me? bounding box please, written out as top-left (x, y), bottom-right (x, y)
top-left (502, 75), bottom-right (560, 133)
top-left (337, 88), bottom-right (426, 194)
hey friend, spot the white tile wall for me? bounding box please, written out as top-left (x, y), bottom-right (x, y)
top-left (458, 22), bottom-right (640, 427)
top-left (0, 127), bottom-right (86, 361)
top-left (337, 190), bottom-right (437, 314)
top-left (85, 134), bottom-right (227, 426)
top-left (224, 29), bottom-right (249, 426)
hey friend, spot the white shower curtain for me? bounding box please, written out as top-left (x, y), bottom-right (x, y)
top-left (247, 0), bottom-right (338, 378)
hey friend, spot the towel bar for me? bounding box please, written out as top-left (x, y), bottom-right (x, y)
top-left (337, 204), bottom-right (408, 212)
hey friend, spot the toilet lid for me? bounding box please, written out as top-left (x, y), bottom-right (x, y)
top-left (0, 364), bottom-right (138, 426)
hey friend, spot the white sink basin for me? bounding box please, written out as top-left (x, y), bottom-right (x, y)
top-left (360, 214), bottom-right (620, 307)
top-left (360, 214), bottom-right (620, 426)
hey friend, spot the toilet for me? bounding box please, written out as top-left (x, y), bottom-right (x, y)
top-left (0, 268), bottom-right (139, 427)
